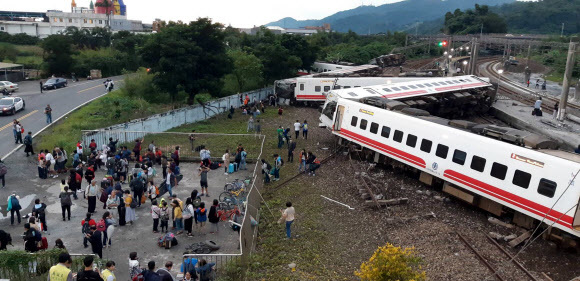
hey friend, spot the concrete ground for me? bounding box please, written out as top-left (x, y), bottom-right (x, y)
top-left (0, 157), bottom-right (254, 279)
top-left (504, 71), bottom-right (579, 100)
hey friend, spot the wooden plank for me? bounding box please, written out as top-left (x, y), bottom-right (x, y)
top-left (540, 272), bottom-right (553, 281)
top-left (478, 197), bottom-right (504, 216)
top-left (419, 172), bottom-right (433, 186)
top-left (513, 211), bottom-right (535, 229)
top-left (509, 231), bottom-right (532, 248)
top-left (443, 182), bottom-right (475, 204)
top-left (365, 198), bottom-right (408, 206)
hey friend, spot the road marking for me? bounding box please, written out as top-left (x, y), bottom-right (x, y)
top-left (78, 80), bottom-right (120, 94)
top-left (0, 110), bottom-right (39, 132)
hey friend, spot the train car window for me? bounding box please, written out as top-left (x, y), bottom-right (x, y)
top-left (470, 155), bottom-right (486, 172)
top-left (370, 122), bottom-right (379, 134)
top-left (392, 87), bottom-right (401, 91)
top-left (459, 79), bottom-right (466, 82)
top-left (315, 86), bottom-right (321, 92)
top-left (393, 130), bottom-right (404, 143)
top-left (537, 179), bottom-right (557, 198)
top-left (344, 86), bottom-right (351, 89)
top-left (420, 139), bottom-right (432, 152)
top-left (381, 126), bottom-right (391, 138)
top-left (324, 86), bottom-right (331, 92)
top-left (300, 84), bottom-right (304, 91)
top-left (383, 88), bottom-right (392, 92)
top-left (490, 162), bottom-right (508, 180)
top-left (408, 85), bottom-right (417, 89)
top-left (417, 84), bottom-right (425, 88)
top-left (406, 134), bottom-right (417, 148)
top-left (351, 116), bottom-right (358, 127)
top-left (354, 86), bottom-right (361, 88)
top-left (452, 150), bottom-right (467, 165)
top-left (322, 101), bottom-right (337, 120)
top-left (360, 119), bottom-right (368, 130)
top-left (400, 86), bottom-right (409, 90)
top-left (348, 92), bottom-right (358, 97)
top-left (424, 83), bottom-right (432, 87)
top-left (435, 144), bottom-right (449, 159)
top-left (452, 80), bottom-right (460, 83)
top-left (445, 81), bottom-right (454, 85)
top-left (512, 170), bottom-right (531, 189)
top-left (333, 85), bottom-right (342, 90)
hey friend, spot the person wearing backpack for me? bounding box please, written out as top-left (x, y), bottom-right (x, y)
top-left (183, 198), bottom-right (195, 237)
top-left (7, 193), bottom-right (21, 225)
top-left (271, 154), bottom-right (282, 181)
top-left (23, 223), bottom-right (38, 253)
top-left (301, 120), bottom-right (309, 140)
top-left (32, 198), bottom-right (49, 233)
top-left (59, 186), bottom-right (73, 221)
top-left (196, 202), bottom-right (207, 231)
top-left (124, 190), bottom-right (136, 225)
top-left (160, 201), bottom-right (170, 233)
top-left (180, 257), bottom-right (198, 279)
top-left (81, 213), bottom-right (96, 248)
top-left (208, 199), bottom-right (220, 234)
top-left (131, 174), bottom-right (145, 208)
top-left (239, 149), bottom-right (247, 170)
top-left (261, 159), bottom-right (271, 184)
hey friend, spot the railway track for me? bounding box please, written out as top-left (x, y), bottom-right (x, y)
top-left (483, 61), bottom-right (580, 115)
top-left (456, 231), bottom-right (546, 281)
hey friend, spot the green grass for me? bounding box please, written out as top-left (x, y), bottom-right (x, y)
top-left (34, 89), bottom-right (171, 155)
top-left (14, 45), bottom-right (43, 57)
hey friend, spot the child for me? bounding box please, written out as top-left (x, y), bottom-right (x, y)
top-left (196, 202), bottom-right (207, 230)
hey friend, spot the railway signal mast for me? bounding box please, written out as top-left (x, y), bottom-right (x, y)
top-left (557, 40), bottom-right (578, 121)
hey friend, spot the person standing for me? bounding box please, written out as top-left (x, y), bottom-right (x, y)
top-left (247, 116), bottom-right (254, 132)
top-left (208, 199), bottom-right (220, 234)
top-left (76, 255), bottom-right (103, 280)
top-left (129, 252), bottom-right (142, 280)
top-left (172, 199), bottom-right (183, 235)
top-left (161, 156), bottom-right (168, 180)
top-left (301, 120), bottom-right (309, 140)
top-left (12, 120), bottom-right (18, 143)
top-left (143, 261), bottom-right (161, 280)
top-left (272, 154), bottom-right (281, 181)
top-left (133, 138), bottom-right (144, 161)
top-left (33, 198), bottom-right (48, 233)
top-left (199, 165), bottom-right (210, 197)
top-left (85, 180), bottom-right (98, 214)
top-left (151, 199), bottom-right (160, 233)
top-left (48, 253), bottom-right (74, 281)
top-left (81, 213), bottom-right (96, 248)
top-left (157, 261), bottom-right (176, 281)
top-left (15, 122), bottom-right (23, 144)
top-left (196, 202), bottom-right (207, 231)
top-left (298, 149), bottom-right (307, 173)
top-left (108, 138), bottom-right (119, 154)
top-left (534, 97), bottom-right (543, 117)
top-left (24, 132), bottom-right (34, 156)
top-left (101, 261), bottom-right (117, 281)
top-left (240, 149), bottom-right (247, 170)
top-left (172, 146), bottom-right (180, 167)
top-left (0, 160), bottom-right (6, 188)
top-left (279, 202), bottom-right (295, 239)
top-left (553, 102), bottom-right (559, 119)
top-left (160, 201), bottom-right (170, 233)
top-left (261, 159), bottom-right (271, 184)
top-left (45, 104), bottom-right (53, 124)
top-left (200, 146), bottom-right (211, 167)
top-left (183, 198), bottom-right (195, 237)
top-left (222, 150), bottom-right (230, 175)
top-left (287, 139), bottom-right (296, 163)
top-left (535, 79), bottom-right (540, 89)
top-left (124, 190), bottom-right (136, 225)
top-left (86, 225), bottom-right (103, 258)
top-left (277, 126), bottom-right (284, 148)
top-left (39, 80), bottom-right (44, 94)
top-left (7, 193), bottom-right (21, 225)
top-left (23, 223), bottom-right (38, 252)
top-left (166, 168), bottom-right (176, 198)
top-left (293, 120), bottom-right (301, 139)
top-left (130, 174), bottom-right (144, 207)
top-left (59, 186), bottom-right (73, 221)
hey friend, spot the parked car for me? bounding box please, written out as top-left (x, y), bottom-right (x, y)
top-left (0, 97), bottom-right (25, 115)
top-left (0, 81), bottom-right (19, 93)
top-left (42, 78), bottom-right (67, 90)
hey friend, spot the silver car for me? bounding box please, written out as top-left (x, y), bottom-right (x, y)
top-left (0, 81), bottom-right (19, 93)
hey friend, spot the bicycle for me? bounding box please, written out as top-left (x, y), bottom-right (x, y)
top-left (224, 178), bottom-right (246, 192)
top-left (217, 205), bottom-right (239, 222)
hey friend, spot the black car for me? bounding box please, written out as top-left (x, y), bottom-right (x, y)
top-left (42, 78), bottom-right (67, 90)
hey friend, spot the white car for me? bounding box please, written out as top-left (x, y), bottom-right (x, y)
top-left (0, 81), bottom-right (19, 93)
top-left (0, 97), bottom-right (25, 115)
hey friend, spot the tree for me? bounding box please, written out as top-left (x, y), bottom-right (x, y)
top-left (227, 49), bottom-right (263, 93)
top-left (41, 35), bottom-right (75, 76)
top-left (443, 5), bottom-right (506, 34)
top-left (141, 18), bottom-right (231, 104)
top-left (355, 243), bottom-right (426, 281)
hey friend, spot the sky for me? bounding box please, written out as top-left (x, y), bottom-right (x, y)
top-left (7, 0), bottom-right (404, 27)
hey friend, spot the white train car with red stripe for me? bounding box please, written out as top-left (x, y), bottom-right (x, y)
top-left (321, 94), bottom-right (580, 238)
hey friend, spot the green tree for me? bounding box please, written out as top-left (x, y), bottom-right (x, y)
top-left (226, 49), bottom-right (263, 93)
top-left (443, 4), bottom-right (507, 34)
top-left (41, 35), bottom-right (75, 76)
top-left (0, 43), bottom-right (18, 62)
top-left (141, 18), bottom-right (231, 104)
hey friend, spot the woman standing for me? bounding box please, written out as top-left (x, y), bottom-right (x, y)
top-left (301, 120), bottom-right (309, 140)
top-left (117, 197), bottom-right (126, 226)
top-left (298, 149), bottom-right (307, 173)
top-left (151, 199), bottom-right (160, 233)
top-left (222, 150), bottom-right (230, 175)
top-left (38, 156), bottom-right (47, 179)
top-left (208, 199), bottom-right (220, 234)
top-left (183, 198), bottom-right (195, 237)
top-left (124, 190), bottom-right (136, 225)
top-left (160, 201), bottom-right (169, 233)
top-left (172, 199), bottom-right (183, 235)
top-left (59, 186), bottom-right (73, 221)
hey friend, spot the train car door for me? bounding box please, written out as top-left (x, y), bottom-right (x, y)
top-left (334, 105), bottom-right (345, 131)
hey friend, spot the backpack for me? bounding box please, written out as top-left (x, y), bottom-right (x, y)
top-left (160, 208), bottom-right (169, 221)
top-left (82, 221), bottom-right (91, 234)
top-left (96, 219), bottom-right (107, 232)
top-left (10, 196), bottom-right (21, 211)
top-left (266, 162), bottom-right (272, 170)
top-left (193, 197), bottom-right (201, 208)
top-left (106, 159), bottom-right (114, 169)
top-left (129, 198), bottom-right (138, 209)
top-left (174, 166), bottom-right (181, 175)
top-left (183, 258), bottom-right (198, 277)
top-left (34, 229), bottom-right (42, 241)
top-left (60, 192), bottom-right (72, 206)
top-left (0, 163), bottom-right (7, 176)
top-left (115, 159), bottom-right (123, 171)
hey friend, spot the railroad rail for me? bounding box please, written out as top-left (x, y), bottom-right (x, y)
top-left (483, 61), bottom-right (580, 116)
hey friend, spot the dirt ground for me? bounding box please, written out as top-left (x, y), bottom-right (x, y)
top-left (507, 59), bottom-right (549, 74)
top-left (249, 106), bottom-right (580, 281)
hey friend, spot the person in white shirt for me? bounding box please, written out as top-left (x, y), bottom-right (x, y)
top-left (45, 150), bottom-right (57, 178)
top-left (280, 202), bottom-right (295, 239)
top-left (293, 120), bottom-right (301, 139)
top-left (534, 97), bottom-right (543, 117)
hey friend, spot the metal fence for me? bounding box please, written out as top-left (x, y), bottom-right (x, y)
top-left (0, 252), bottom-right (99, 281)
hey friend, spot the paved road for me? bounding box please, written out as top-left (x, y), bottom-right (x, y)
top-left (0, 77), bottom-right (123, 159)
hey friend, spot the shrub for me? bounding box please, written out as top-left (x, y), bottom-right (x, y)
top-left (355, 243), bottom-right (426, 281)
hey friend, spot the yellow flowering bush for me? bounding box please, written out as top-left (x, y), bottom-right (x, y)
top-left (355, 243), bottom-right (426, 281)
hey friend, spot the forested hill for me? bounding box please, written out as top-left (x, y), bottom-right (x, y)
top-left (494, 0), bottom-right (580, 34)
top-left (265, 0), bottom-right (515, 34)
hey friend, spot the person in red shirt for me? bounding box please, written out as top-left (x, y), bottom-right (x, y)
top-left (80, 213), bottom-right (96, 248)
top-left (88, 139), bottom-right (97, 153)
top-left (155, 149), bottom-right (162, 165)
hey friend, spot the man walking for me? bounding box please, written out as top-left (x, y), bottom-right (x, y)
top-left (131, 174), bottom-right (145, 207)
top-left (24, 131), bottom-right (34, 156)
top-left (277, 126), bottom-right (284, 148)
top-left (7, 193), bottom-right (21, 225)
top-left (45, 104), bottom-right (53, 124)
top-left (15, 122), bottom-right (22, 144)
top-left (293, 120), bottom-right (301, 139)
top-left (39, 80), bottom-right (43, 93)
top-left (287, 139), bottom-right (296, 163)
top-left (157, 261), bottom-right (176, 281)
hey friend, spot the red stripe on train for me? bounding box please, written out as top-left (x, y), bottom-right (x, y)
top-left (340, 129), bottom-right (426, 168)
top-left (296, 95), bottom-right (326, 100)
top-left (382, 90), bottom-right (428, 98)
top-left (443, 169), bottom-right (573, 228)
top-left (434, 82), bottom-right (487, 91)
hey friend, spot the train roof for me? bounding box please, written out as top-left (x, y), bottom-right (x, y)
top-left (326, 75), bottom-right (492, 101)
top-left (312, 64), bottom-right (379, 77)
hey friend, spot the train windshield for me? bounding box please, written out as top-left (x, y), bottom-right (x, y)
top-left (322, 101), bottom-right (337, 120)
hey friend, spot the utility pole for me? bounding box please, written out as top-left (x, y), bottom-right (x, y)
top-left (560, 23), bottom-right (564, 37)
top-left (557, 41), bottom-right (577, 121)
top-left (525, 44), bottom-right (531, 68)
top-left (480, 23), bottom-right (483, 38)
